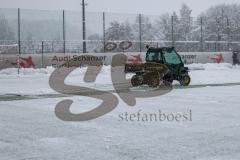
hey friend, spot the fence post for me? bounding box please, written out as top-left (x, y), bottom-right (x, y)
top-left (41, 41), bottom-right (44, 68)
top-left (103, 12), bottom-right (106, 53)
top-left (200, 17), bottom-right (203, 52)
top-left (63, 10), bottom-right (66, 54)
top-left (82, 0), bottom-right (87, 53)
top-left (139, 14), bottom-right (142, 52)
top-left (227, 17), bottom-right (230, 51)
top-left (171, 15), bottom-right (174, 47)
top-left (17, 8), bottom-right (21, 74)
top-left (216, 19), bottom-right (221, 51)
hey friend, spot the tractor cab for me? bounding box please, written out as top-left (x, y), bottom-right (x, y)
top-left (146, 47), bottom-right (191, 86)
top-left (146, 47), bottom-right (182, 64)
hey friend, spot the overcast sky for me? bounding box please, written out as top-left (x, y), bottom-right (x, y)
top-left (1, 0), bottom-right (239, 16)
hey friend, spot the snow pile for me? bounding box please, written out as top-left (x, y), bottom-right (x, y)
top-left (0, 66), bottom-right (55, 75)
top-left (0, 63), bottom-right (240, 95)
top-left (188, 63), bottom-right (240, 85)
top-left (0, 65), bottom-right (112, 76)
top-left (0, 63), bottom-right (238, 76)
top-left (69, 65), bottom-right (111, 76)
top-left (187, 63), bottom-right (239, 70)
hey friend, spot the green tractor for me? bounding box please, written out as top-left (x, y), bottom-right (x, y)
top-left (125, 47), bottom-right (191, 87)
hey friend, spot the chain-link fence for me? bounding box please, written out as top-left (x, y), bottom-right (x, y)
top-left (1, 8), bottom-right (240, 54)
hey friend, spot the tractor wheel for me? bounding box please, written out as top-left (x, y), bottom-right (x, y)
top-left (131, 75), bottom-right (143, 87)
top-left (162, 80), bottom-right (173, 86)
top-left (162, 73), bottom-right (173, 85)
top-left (180, 74), bottom-right (191, 86)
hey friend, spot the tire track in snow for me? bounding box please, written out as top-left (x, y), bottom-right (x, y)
top-left (1, 82), bottom-right (240, 101)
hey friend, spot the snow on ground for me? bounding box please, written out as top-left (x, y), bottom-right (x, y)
top-left (187, 63), bottom-right (240, 85)
top-left (0, 63), bottom-right (240, 160)
top-left (0, 85), bottom-right (240, 160)
top-left (0, 63), bottom-right (240, 95)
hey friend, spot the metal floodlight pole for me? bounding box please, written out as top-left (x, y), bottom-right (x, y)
top-left (63, 10), bottom-right (66, 54)
top-left (216, 18), bottom-right (220, 51)
top-left (17, 8), bottom-right (21, 74)
top-left (139, 14), bottom-right (142, 52)
top-left (41, 41), bottom-right (44, 68)
top-left (81, 0), bottom-right (87, 53)
top-left (103, 12), bottom-right (106, 53)
top-left (171, 15), bottom-right (174, 47)
top-left (227, 17), bottom-right (230, 51)
top-left (200, 17), bottom-right (203, 52)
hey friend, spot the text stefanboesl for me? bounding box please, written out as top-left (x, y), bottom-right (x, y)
top-left (119, 110), bottom-right (192, 122)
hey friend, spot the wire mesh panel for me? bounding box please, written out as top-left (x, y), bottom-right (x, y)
top-left (20, 9), bottom-right (63, 54)
top-left (85, 12), bottom-right (104, 53)
top-left (139, 14), bottom-right (162, 51)
top-left (0, 8), bottom-right (19, 69)
top-left (105, 12), bottom-right (140, 52)
top-left (174, 17), bottom-right (202, 52)
top-left (65, 11), bottom-right (82, 53)
top-left (140, 15), bottom-right (159, 41)
top-left (1, 8), bottom-right (240, 54)
top-left (202, 17), bottom-right (230, 51)
top-left (0, 8), bottom-right (18, 54)
top-left (0, 8), bottom-right (18, 41)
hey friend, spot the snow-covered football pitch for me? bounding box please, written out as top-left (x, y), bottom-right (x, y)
top-left (0, 63), bottom-right (240, 160)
